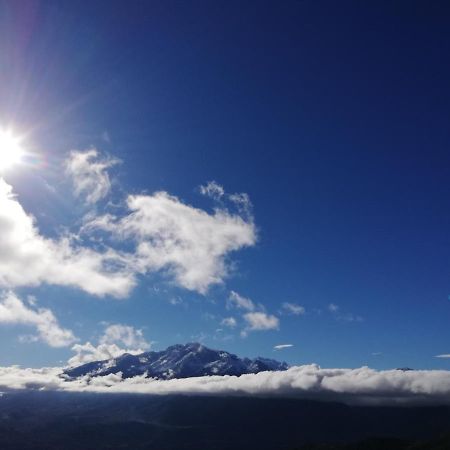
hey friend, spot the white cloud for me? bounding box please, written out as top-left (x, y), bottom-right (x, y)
top-left (274, 344), bottom-right (293, 350)
top-left (221, 317), bottom-right (237, 328)
top-left (68, 323), bottom-right (150, 367)
top-left (0, 291), bottom-right (77, 347)
top-left (227, 291), bottom-right (279, 335)
top-left (200, 181), bottom-right (252, 215)
top-left (435, 354), bottom-right (450, 359)
top-left (87, 192), bottom-right (256, 294)
top-left (168, 297), bottom-right (183, 306)
top-left (282, 302), bottom-right (305, 316)
top-left (65, 149), bottom-right (120, 204)
top-left (228, 192), bottom-right (252, 214)
top-left (100, 324), bottom-right (150, 349)
top-left (199, 181), bottom-right (224, 200)
top-left (327, 303), bottom-right (363, 322)
top-left (67, 342), bottom-right (141, 367)
top-left (1, 365), bottom-right (450, 406)
top-left (0, 177), bottom-right (136, 298)
top-left (243, 312), bottom-right (279, 331)
top-left (227, 291), bottom-right (255, 311)
top-left (0, 157), bottom-right (257, 298)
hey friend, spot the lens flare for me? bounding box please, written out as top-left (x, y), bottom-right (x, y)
top-left (0, 129), bottom-right (25, 171)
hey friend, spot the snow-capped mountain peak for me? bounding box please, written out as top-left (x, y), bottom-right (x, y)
top-left (63, 343), bottom-right (289, 380)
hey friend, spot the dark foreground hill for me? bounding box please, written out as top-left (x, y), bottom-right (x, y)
top-left (295, 434), bottom-right (450, 449)
top-left (0, 391), bottom-right (449, 449)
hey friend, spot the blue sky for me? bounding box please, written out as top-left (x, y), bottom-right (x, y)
top-left (0, 0), bottom-right (449, 370)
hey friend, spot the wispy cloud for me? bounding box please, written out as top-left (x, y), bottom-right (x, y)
top-left (274, 344), bottom-right (293, 350)
top-left (65, 149), bottom-right (120, 204)
top-left (282, 302), bottom-right (305, 316)
top-left (227, 291), bottom-right (255, 311)
top-left (328, 303), bottom-right (339, 313)
top-left (199, 181), bottom-right (224, 201)
top-left (200, 181), bottom-right (252, 215)
top-left (435, 354), bottom-right (450, 359)
top-left (327, 303), bottom-right (363, 322)
top-left (168, 296), bottom-right (183, 306)
top-left (221, 317), bottom-right (237, 328)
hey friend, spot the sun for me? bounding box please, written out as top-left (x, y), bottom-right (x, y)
top-left (0, 129), bottom-right (25, 171)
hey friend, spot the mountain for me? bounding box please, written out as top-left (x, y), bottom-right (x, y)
top-left (63, 342), bottom-right (289, 380)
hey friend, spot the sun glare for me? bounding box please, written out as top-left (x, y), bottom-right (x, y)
top-left (0, 129), bottom-right (25, 171)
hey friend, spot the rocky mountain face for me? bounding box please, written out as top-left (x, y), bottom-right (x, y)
top-left (63, 342), bottom-right (289, 380)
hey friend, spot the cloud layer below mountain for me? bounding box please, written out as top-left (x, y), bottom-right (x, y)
top-left (0, 365), bottom-right (449, 406)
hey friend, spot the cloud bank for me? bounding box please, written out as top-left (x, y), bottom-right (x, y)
top-left (0, 365), bottom-right (449, 406)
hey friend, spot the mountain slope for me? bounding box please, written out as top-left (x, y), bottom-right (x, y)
top-left (63, 342), bottom-right (289, 380)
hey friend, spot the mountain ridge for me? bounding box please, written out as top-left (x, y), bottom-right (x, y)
top-left (63, 342), bottom-right (289, 380)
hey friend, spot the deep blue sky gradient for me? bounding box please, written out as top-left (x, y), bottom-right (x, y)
top-left (0, 0), bottom-right (449, 369)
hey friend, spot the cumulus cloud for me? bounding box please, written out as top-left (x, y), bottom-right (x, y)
top-left (282, 302), bottom-right (305, 316)
top-left (0, 365), bottom-right (450, 406)
top-left (227, 291), bottom-right (279, 335)
top-left (0, 292), bottom-right (77, 347)
top-left (100, 324), bottom-right (150, 349)
top-left (0, 152), bottom-right (258, 298)
top-left (0, 178), bottom-right (135, 297)
top-left (68, 342), bottom-right (142, 367)
top-left (227, 291), bottom-right (255, 311)
top-left (221, 317), bottom-right (237, 328)
top-left (87, 192), bottom-right (256, 294)
top-left (274, 344), bottom-right (293, 350)
top-left (243, 312), bottom-right (279, 331)
top-left (68, 323), bottom-right (150, 367)
top-left (65, 149), bottom-right (120, 204)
